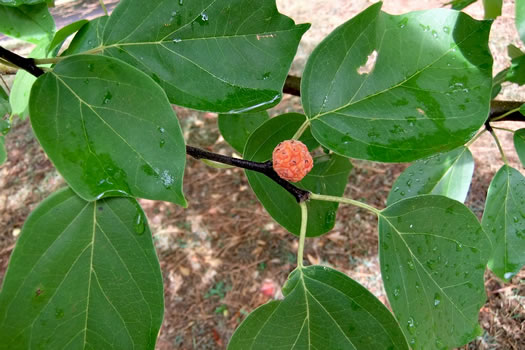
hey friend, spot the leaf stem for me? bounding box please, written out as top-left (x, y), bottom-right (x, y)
top-left (490, 107), bottom-right (521, 122)
top-left (492, 126), bottom-right (515, 133)
top-left (297, 202), bottom-right (308, 268)
top-left (186, 145), bottom-right (310, 202)
top-left (99, 0), bottom-right (108, 16)
top-left (465, 129), bottom-right (486, 147)
top-left (487, 124), bottom-right (509, 165)
top-left (292, 120), bottom-right (310, 140)
top-left (33, 57), bottom-right (63, 65)
top-left (310, 193), bottom-right (381, 216)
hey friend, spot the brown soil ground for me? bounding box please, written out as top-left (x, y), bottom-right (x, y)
top-left (1, 1), bottom-right (524, 349)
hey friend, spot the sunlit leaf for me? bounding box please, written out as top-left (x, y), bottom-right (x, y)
top-left (218, 111), bottom-right (269, 153)
top-left (387, 147), bottom-right (474, 205)
top-left (302, 3), bottom-right (492, 162)
top-left (0, 188), bottom-right (163, 349)
top-left (29, 55), bottom-right (187, 205)
top-left (379, 195), bottom-right (491, 348)
top-left (481, 165), bottom-right (525, 280)
top-left (506, 55), bottom-right (525, 85)
top-left (0, 3), bottom-right (55, 44)
top-left (100, 0), bottom-right (309, 112)
top-left (244, 113), bottom-right (352, 237)
top-left (229, 265), bottom-right (409, 350)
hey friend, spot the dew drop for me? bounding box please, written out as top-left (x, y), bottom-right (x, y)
top-left (158, 126), bottom-right (165, 133)
top-left (407, 260), bottom-right (415, 270)
top-left (102, 91), bottom-right (112, 105)
top-left (393, 287), bottom-right (401, 298)
top-left (456, 242), bottom-right (463, 251)
top-left (513, 216), bottom-right (519, 223)
top-left (406, 317), bottom-right (416, 334)
top-left (172, 38), bottom-right (182, 43)
top-left (433, 293), bottom-right (441, 307)
top-left (134, 212), bottom-right (145, 235)
top-left (160, 139), bottom-right (166, 148)
top-left (431, 30), bottom-right (438, 39)
top-left (55, 308), bottom-right (64, 319)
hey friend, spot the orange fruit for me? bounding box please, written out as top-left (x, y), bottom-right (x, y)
top-left (272, 140), bottom-right (313, 182)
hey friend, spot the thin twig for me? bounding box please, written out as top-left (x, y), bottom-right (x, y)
top-left (186, 145), bottom-right (310, 202)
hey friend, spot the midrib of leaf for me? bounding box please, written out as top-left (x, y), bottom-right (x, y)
top-left (431, 148), bottom-right (468, 196)
top-left (52, 72), bottom-right (162, 179)
top-left (381, 215), bottom-right (474, 324)
top-left (82, 202), bottom-right (97, 348)
top-left (299, 270), bottom-right (312, 349)
top-left (311, 21), bottom-right (486, 121)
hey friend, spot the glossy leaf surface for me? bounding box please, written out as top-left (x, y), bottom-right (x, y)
top-left (218, 111), bottom-right (269, 153)
top-left (481, 165), bottom-right (525, 280)
top-left (244, 113), bottom-right (352, 237)
top-left (29, 55), bottom-right (187, 205)
top-left (302, 3), bottom-right (492, 162)
top-left (101, 0), bottom-right (309, 112)
top-left (229, 265), bottom-right (408, 350)
top-left (387, 146), bottom-right (474, 205)
top-left (0, 188), bottom-right (163, 349)
top-left (0, 3), bottom-right (54, 44)
top-left (514, 129), bottom-right (525, 167)
top-left (379, 195), bottom-right (490, 349)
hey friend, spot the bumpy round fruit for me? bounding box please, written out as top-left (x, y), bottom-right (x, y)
top-left (272, 140), bottom-right (313, 182)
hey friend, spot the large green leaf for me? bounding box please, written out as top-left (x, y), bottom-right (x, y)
top-left (244, 113), bottom-right (352, 237)
top-left (379, 195), bottom-right (491, 349)
top-left (387, 146), bottom-right (474, 205)
top-left (301, 3), bottom-right (492, 162)
top-left (100, 0), bottom-right (309, 112)
top-left (62, 16), bottom-right (109, 56)
top-left (481, 165), bottom-right (525, 280)
top-left (0, 3), bottom-right (55, 44)
top-left (218, 111), bottom-right (269, 153)
top-left (0, 188), bottom-right (163, 349)
top-left (229, 265), bottom-right (409, 350)
top-left (506, 55), bottom-right (525, 85)
top-left (29, 55), bottom-right (187, 205)
top-left (514, 129), bottom-right (525, 167)
top-left (517, 0), bottom-right (525, 44)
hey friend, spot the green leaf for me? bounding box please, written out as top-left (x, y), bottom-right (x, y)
top-left (507, 44), bottom-right (524, 59)
top-left (507, 55), bottom-right (525, 85)
top-left (514, 129), bottom-right (525, 167)
top-left (9, 40), bottom-right (52, 120)
top-left (218, 111), bottom-right (269, 153)
top-left (521, 103), bottom-right (525, 115)
top-left (387, 147), bottom-right (474, 205)
top-left (0, 188), bottom-right (163, 349)
top-left (481, 165), bottom-right (525, 280)
top-left (447, 0), bottom-right (478, 11)
top-left (228, 265), bottom-right (409, 350)
top-left (0, 136), bottom-right (5, 165)
top-left (379, 195), bottom-right (491, 348)
top-left (482, 0), bottom-right (502, 19)
top-left (0, 0), bottom-right (48, 5)
top-left (0, 85), bottom-right (10, 117)
top-left (100, 0), bottom-right (309, 112)
top-left (0, 3), bottom-right (55, 44)
top-left (517, 0), bottom-right (525, 44)
top-left (47, 19), bottom-right (89, 55)
top-left (29, 55), bottom-right (187, 205)
top-left (244, 113), bottom-right (352, 237)
top-left (301, 3), bottom-right (493, 162)
top-left (62, 16), bottom-right (109, 56)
